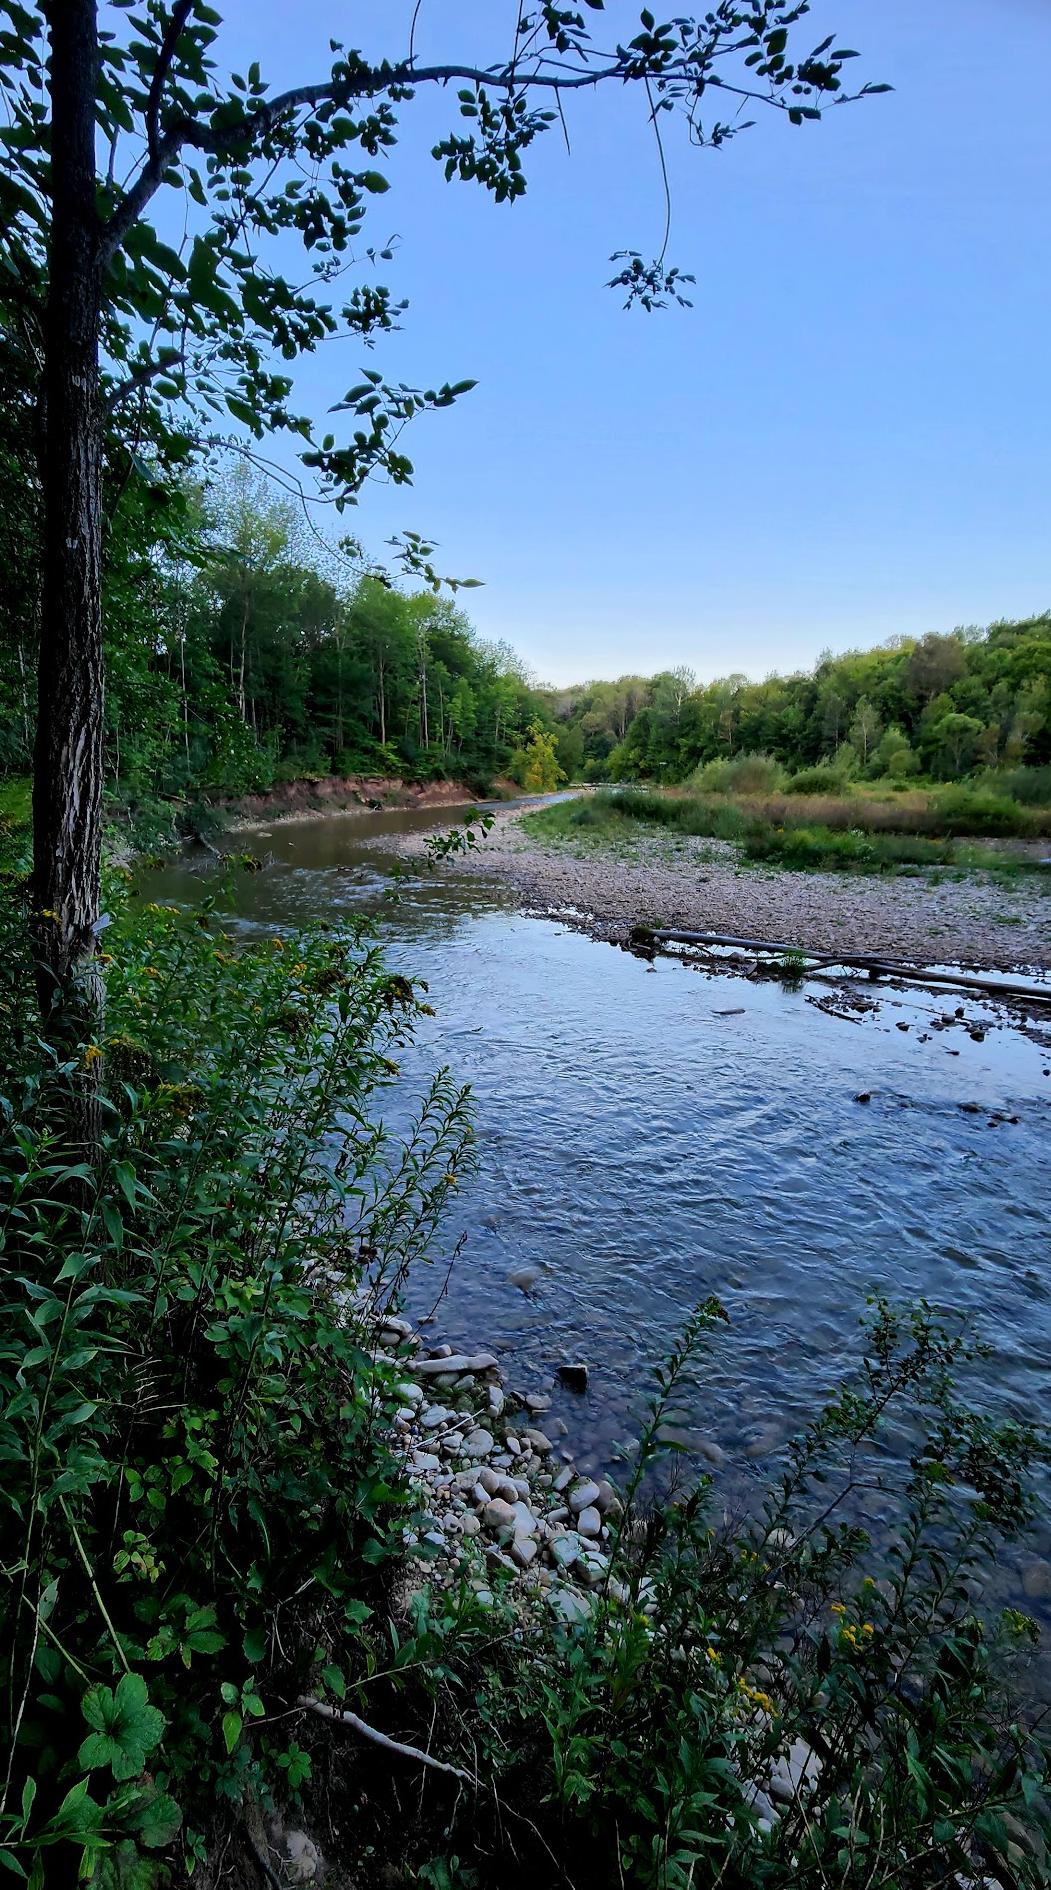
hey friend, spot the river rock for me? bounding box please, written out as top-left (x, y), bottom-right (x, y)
top-left (421, 1405), bottom-right (453, 1430)
top-left (395, 1381), bottom-right (424, 1406)
top-left (552, 1465), bottom-right (574, 1494)
top-left (1020, 1558), bottom-right (1051, 1601)
top-left (550, 1534), bottom-right (580, 1570)
top-left (557, 1362), bottom-right (589, 1392)
top-left (411, 1352), bottom-right (498, 1377)
top-left (488, 1385), bottom-right (505, 1418)
top-left (525, 1392), bottom-right (552, 1414)
top-left (463, 1427), bottom-right (494, 1459)
top-left (768, 1738), bottom-right (822, 1804)
top-left (507, 1266), bottom-right (541, 1292)
top-left (575, 1506), bottom-right (601, 1538)
top-left (568, 1480), bottom-right (601, 1514)
top-left (511, 1536), bottom-right (538, 1570)
top-left (283, 1830), bottom-right (320, 1883)
top-left (510, 1501), bottom-right (539, 1538)
top-left (482, 1499), bottom-right (517, 1535)
top-left (522, 1427), bottom-right (553, 1454)
top-left (476, 1465), bottom-right (503, 1497)
top-left (548, 1585), bottom-right (592, 1625)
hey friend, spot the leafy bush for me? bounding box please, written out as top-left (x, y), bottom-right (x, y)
top-left (784, 764), bottom-right (850, 795)
top-left (932, 789), bottom-right (1032, 838)
top-left (989, 765), bottom-right (1051, 808)
top-left (692, 753), bottom-right (784, 796)
top-left (0, 888), bottom-right (472, 1880)
top-left (366, 1300), bottom-right (1051, 1889)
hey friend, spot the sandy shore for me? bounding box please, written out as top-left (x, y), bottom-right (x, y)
top-left (394, 805), bottom-right (1051, 971)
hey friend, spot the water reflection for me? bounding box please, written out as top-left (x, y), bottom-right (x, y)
top-left (149, 806), bottom-right (1051, 1626)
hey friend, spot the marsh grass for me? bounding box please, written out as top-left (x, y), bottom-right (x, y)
top-left (523, 791), bottom-right (1051, 879)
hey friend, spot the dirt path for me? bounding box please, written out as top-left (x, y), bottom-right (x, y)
top-left (393, 805), bottom-right (1051, 970)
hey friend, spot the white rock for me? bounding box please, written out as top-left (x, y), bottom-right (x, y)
top-left (461, 1513), bottom-right (481, 1538)
top-left (410, 1452), bottom-right (442, 1473)
top-left (284, 1830), bottom-right (320, 1883)
top-left (482, 1498), bottom-right (517, 1535)
top-left (552, 1465), bottom-right (574, 1494)
top-left (463, 1427), bottom-right (494, 1459)
top-left (395, 1381), bottom-right (424, 1406)
top-left (576, 1506), bottom-right (601, 1538)
top-left (510, 1501), bottom-right (538, 1538)
top-left (511, 1537), bottom-right (538, 1570)
top-left (488, 1386), bottom-right (505, 1418)
top-left (411, 1352), bottom-right (498, 1377)
top-left (551, 1535), bottom-right (580, 1570)
top-left (547, 1585), bottom-right (592, 1625)
top-left (568, 1480), bottom-right (602, 1515)
top-left (421, 1405), bottom-right (453, 1430)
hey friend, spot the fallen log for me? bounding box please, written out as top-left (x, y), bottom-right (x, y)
top-left (643, 928), bottom-right (1051, 1007)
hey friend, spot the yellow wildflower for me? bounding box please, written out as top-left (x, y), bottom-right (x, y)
top-left (82, 1044), bottom-right (103, 1068)
top-left (830, 1602), bottom-right (846, 1616)
top-left (271, 938), bottom-right (284, 951)
top-left (705, 1646), bottom-right (722, 1665)
top-left (144, 967), bottom-right (162, 980)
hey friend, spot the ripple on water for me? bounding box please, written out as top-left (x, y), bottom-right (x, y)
top-left (148, 814), bottom-right (1051, 1646)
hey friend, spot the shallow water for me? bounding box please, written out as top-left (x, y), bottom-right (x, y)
top-left (149, 806), bottom-right (1051, 1610)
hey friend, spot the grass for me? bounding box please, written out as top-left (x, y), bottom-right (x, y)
top-left (521, 790), bottom-right (1051, 881)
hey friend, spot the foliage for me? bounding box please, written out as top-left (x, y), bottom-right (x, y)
top-left (0, 883), bottom-right (473, 1880)
top-left (540, 620), bottom-right (1051, 790)
top-left (521, 787), bottom-right (1051, 878)
top-left (510, 722), bottom-right (566, 795)
top-left (334, 1300), bottom-right (1051, 1889)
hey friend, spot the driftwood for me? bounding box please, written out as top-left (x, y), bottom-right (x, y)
top-left (297, 1695), bottom-right (474, 1783)
top-left (643, 928), bottom-right (1051, 1007)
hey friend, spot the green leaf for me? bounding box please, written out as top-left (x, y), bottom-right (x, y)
top-left (221, 1710), bottom-right (242, 1754)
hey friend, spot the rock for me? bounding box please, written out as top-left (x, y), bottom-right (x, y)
top-left (568, 1480), bottom-right (602, 1515)
top-left (482, 1499), bottom-right (518, 1535)
top-left (476, 1465), bottom-right (503, 1497)
top-left (410, 1452), bottom-right (442, 1474)
top-left (461, 1513), bottom-right (481, 1538)
top-left (552, 1465), bottom-right (575, 1494)
top-left (427, 1344), bottom-right (454, 1359)
top-left (507, 1266), bottom-right (541, 1293)
top-left (576, 1506), bottom-right (602, 1538)
top-left (511, 1536), bottom-right (538, 1570)
top-left (505, 1435), bottom-right (521, 1456)
top-left (473, 1587), bottom-right (494, 1607)
top-left (1020, 1558), bottom-right (1051, 1601)
top-left (395, 1381), bottom-right (424, 1406)
top-left (594, 1480), bottom-right (619, 1515)
top-left (422, 1530), bottom-right (446, 1551)
top-left (896, 1021), bottom-right (910, 1033)
top-left (522, 1427), bottom-right (553, 1454)
top-left (525, 1392), bottom-right (552, 1414)
top-left (411, 1352), bottom-right (498, 1377)
top-left (854, 1091), bottom-right (872, 1104)
top-left (548, 1585), bottom-right (592, 1625)
top-left (768, 1738), bottom-right (822, 1805)
top-left (558, 1362), bottom-right (590, 1392)
top-left (421, 1404), bottom-right (454, 1430)
top-left (488, 1385), bottom-right (505, 1418)
top-left (551, 1534), bottom-right (580, 1570)
top-left (510, 1501), bottom-right (538, 1538)
top-left (463, 1427), bottom-right (494, 1459)
top-left (284, 1830), bottom-right (320, 1882)
top-left (381, 1316), bottom-right (414, 1340)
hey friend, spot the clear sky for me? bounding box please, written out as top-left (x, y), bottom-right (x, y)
top-left (216, 1), bottom-right (1051, 687)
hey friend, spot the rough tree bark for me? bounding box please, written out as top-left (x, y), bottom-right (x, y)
top-left (31, 0), bottom-right (105, 1075)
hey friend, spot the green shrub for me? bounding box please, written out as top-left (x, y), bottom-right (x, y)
top-left (0, 890), bottom-right (473, 1880)
top-left (693, 753), bottom-right (784, 796)
top-left (984, 765), bottom-right (1051, 809)
top-left (784, 765), bottom-right (849, 795)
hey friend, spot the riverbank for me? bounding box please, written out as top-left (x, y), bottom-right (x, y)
top-left (390, 803), bottom-right (1051, 970)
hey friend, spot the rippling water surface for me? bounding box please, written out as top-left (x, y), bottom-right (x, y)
top-left (152, 806), bottom-right (1051, 1607)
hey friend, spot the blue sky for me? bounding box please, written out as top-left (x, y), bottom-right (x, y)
top-left (215, 2), bottom-right (1051, 686)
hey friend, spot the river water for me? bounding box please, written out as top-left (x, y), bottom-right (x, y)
top-left (150, 803), bottom-right (1051, 1609)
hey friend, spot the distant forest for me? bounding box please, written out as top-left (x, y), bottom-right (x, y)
top-left (542, 616), bottom-right (1051, 791)
top-left (0, 455), bottom-right (1047, 805)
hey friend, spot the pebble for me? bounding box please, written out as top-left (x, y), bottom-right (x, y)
top-left (421, 1405), bottom-right (453, 1430)
top-left (511, 1537), bottom-right (538, 1570)
top-left (488, 1386), bottom-right (505, 1418)
top-left (552, 1465), bottom-right (574, 1493)
top-left (395, 1381), bottom-right (424, 1406)
top-left (525, 1392), bottom-right (552, 1414)
top-left (767, 1738), bottom-right (822, 1804)
top-left (463, 1428), bottom-right (495, 1459)
top-left (548, 1586), bottom-right (592, 1625)
top-left (576, 1506), bottom-right (602, 1538)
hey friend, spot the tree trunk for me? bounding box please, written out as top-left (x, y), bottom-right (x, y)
top-left (32, 0), bottom-right (104, 1066)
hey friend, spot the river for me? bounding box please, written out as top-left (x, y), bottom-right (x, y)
top-left (149, 801), bottom-right (1051, 1613)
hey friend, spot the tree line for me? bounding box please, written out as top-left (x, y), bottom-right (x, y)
top-left (541, 618), bottom-right (1051, 790)
top-left (0, 460), bottom-right (558, 804)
